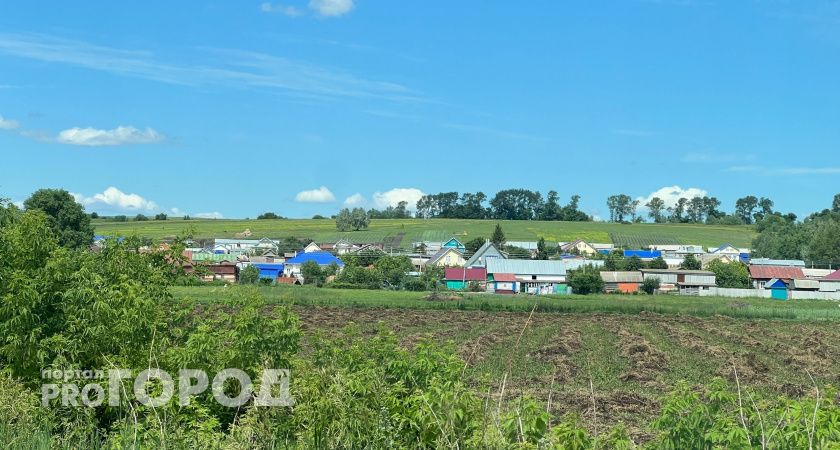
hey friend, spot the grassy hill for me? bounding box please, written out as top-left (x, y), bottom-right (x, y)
top-left (94, 218), bottom-right (756, 248)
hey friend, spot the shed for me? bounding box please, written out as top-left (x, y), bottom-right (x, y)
top-left (765, 278), bottom-right (790, 300)
top-left (600, 271), bottom-right (643, 293)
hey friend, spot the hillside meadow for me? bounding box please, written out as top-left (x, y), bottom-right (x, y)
top-left (173, 285), bottom-right (840, 442)
top-left (94, 217), bottom-right (757, 248)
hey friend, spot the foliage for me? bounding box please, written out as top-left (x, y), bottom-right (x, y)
top-left (464, 237), bottom-right (486, 255)
top-left (332, 265), bottom-right (383, 289)
top-left (536, 236), bottom-right (548, 260)
top-left (707, 260), bottom-right (751, 288)
top-left (606, 194), bottom-right (635, 222)
top-left (239, 264), bottom-right (260, 284)
top-left (680, 254), bottom-right (702, 270)
top-left (625, 255), bottom-right (644, 271)
top-left (491, 223), bottom-right (506, 246)
top-left (23, 188), bottom-right (94, 249)
top-left (154, 213), bottom-right (167, 220)
top-left (373, 255), bottom-right (413, 287)
top-left (641, 277), bottom-right (660, 295)
top-left (257, 212), bottom-right (284, 220)
top-left (134, 213), bottom-right (149, 221)
top-left (301, 260), bottom-right (329, 286)
top-left (567, 266), bottom-right (604, 295)
top-left (648, 256), bottom-right (669, 269)
top-left (367, 201), bottom-right (411, 219)
top-left (336, 207), bottom-right (370, 231)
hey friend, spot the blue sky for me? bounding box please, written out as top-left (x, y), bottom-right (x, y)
top-left (1, 0), bottom-right (839, 219)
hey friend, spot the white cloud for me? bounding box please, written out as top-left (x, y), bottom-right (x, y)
top-left (637, 185), bottom-right (708, 209)
top-left (309, 0), bottom-right (354, 16)
top-left (295, 186), bottom-right (336, 203)
top-left (0, 114), bottom-right (20, 130)
top-left (56, 125), bottom-right (164, 147)
top-left (260, 2), bottom-right (303, 16)
top-left (73, 186), bottom-right (159, 211)
top-left (372, 188), bottom-right (425, 210)
top-left (344, 193), bottom-right (366, 206)
top-left (195, 212), bottom-right (224, 219)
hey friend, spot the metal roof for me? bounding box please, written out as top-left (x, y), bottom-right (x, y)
top-left (600, 271), bottom-right (644, 283)
top-left (749, 265), bottom-right (804, 280)
top-left (792, 279), bottom-right (820, 289)
top-left (493, 273), bottom-right (517, 282)
top-left (623, 250), bottom-right (662, 259)
top-left (749, 258), bottom-right (806, 267)
top-left (640, 269), bottom-right (714, 275)
top-left (284, 252), bottom-right (344, 266)
top-left (824, 270), bottom-right (840, 281)
top-left (486, 259), bottom-right (567, 276)
top-left (444, 267), bottom-right (487, 281)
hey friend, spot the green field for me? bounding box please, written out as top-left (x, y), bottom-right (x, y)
top-left (173, 285), bottom-right (840, 441)
top-left (95, 218), bottom-right (756, 248)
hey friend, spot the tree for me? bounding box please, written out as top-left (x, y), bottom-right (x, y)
top-left (625, 255), bottom-right (644, 271)
top-left (540, 191), bottom-right (561, 221)
top-left (567, 267), bottom-right (604, 295)
top-left (335, 208), bottom-right (353, 231)
top-left (464, 237), bottom-right (486, 255)
top-left (834, 193), bottom-right (840, 213)
top-left (257, 212), bottom-right (283, 220)
top-left (491, 223), bottom-right (506, 246)
top-left (646, 197), bottom-right (666, 223)
top-left (90, 212), bottom-right (99, 219)
top-left (135, 214), bottom-right (149, 221)
top-left (803, 218), bottom-right (840, 264)
top-left (641, 277), bottom-right (660, 295)
top-left (754, 197), bottom-right (774, 223)
top-left (560, 194), bottom-right (591, 221)
top-left (680, 254), bottom-right (701, 270)
top-left (374, 255), bottom-right (413, 287)
top-left (239, 265), bottom-right (260, 284)
top-left (301, 261), bottom-right (325, 286)
top-left (707, 260), bottom-right (751, 288)
top-left (155, 213), bottom-right (168, 221)
top-left (23, 188), bottom-right (94, 249)
top-left (735, 196), bottom-right (759, 224)
top-left (670, 197), bottom-right (688, 223)
top-left (536, 237), bottom-right (548, 260)
top-left (350, 207), bottom-right (370, 231)
top-left (648, 256), bottom-right (669, 269)
top-left (606, 194), bottom-right (633, 222)
top-left (490, 189), bottom-right (543, 220)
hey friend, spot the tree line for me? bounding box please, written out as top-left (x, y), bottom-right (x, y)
top-left (416, 189), bottom-right (591, 221)
top-left (607, 193), bottom-right (800, 225)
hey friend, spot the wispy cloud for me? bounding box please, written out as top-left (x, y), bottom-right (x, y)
top-left (260, 2), bottom-right (304, 16)
top-left (0, 33), bottom-right (420, 102)
top-left (56, 126), bottom-right (165, 147)
top-left (443, 123), bottom-right (550, 142)
top-left (0, 114), bottom-right (20, 130)
top-left (309, 0), bottom-right (354, 17)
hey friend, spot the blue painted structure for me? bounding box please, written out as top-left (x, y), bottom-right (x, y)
top-left (623, 250), bottom-right (662, 259)
top-left (442, 238), bottom-right (466, 251)
top-left (284, 251), bottom-right (345, 266)
top-left (253, 263), bottom-right (285, 280)
top-left (766, 278), bottom-right (789, 300)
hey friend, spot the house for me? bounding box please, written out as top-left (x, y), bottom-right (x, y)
top-left (600, 271), bottom-right (643, 293)
top-left (748, 265), bottom-right (805, 289)
top-left (442, 238), bottom-right (466, 252)
top-left (485, 259), bottom-right (569, 295)
top-left (488, 273), bottom-right (517, 294)
top-left (640, 269), bottom-right (716, 295)
top-left (559, 239), bottom-right (598, 256)
top-left (205, 263), bottom-right (237, 282)
top-left (699, 253), bottom-right (739, 268)
top-left (283, 252), bottom-right (345, 278)
top-left (623, 250), bottom-right (662, 260)
top-left (444, 267), bottom-right (487, 290)
top-left (590, 243), bottom-right (615, 253)
top-left (819, 270), bottom-right (840, 292)
top-left (464, 241), bottom-right (506, 268)
top-left (426, 247), bottom-right (465, 267)
top-left (709, 244), bottom-right (740, 258)
top-left (303, 242), bottom-right (322, 253)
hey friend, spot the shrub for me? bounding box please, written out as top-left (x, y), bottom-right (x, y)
top-left (239, 265), bottom-right (260, 284)
top-left (567, 266), bottom-right (604, 295)
top-left (641, 277), bottom-right (660, 295)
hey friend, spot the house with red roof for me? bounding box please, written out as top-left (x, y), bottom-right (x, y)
top-left (748, 265), bottom-right (805, 290)
top-left (444, 267), bottom-right (487, 290)
top-left (820, 270), bottom-right (840, 292)
top-left (488, 273), bottom-right (517, 294)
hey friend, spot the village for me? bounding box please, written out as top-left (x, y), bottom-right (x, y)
top-left (116, 231), bottom-right (840, 300)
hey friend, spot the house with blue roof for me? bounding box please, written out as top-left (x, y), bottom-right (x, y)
top-left (283, 251), bottom-right (345, 279)
top-left (442, 238), bottom-right (466, 251)
top-left (252, 263), bottom-right (285, 281)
